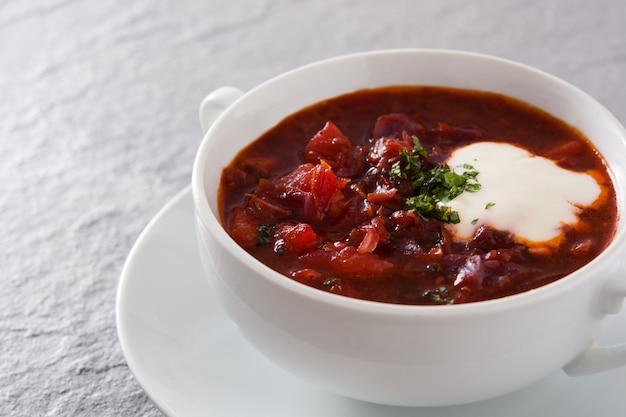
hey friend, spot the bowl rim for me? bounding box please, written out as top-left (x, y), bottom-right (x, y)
top-left (192, 48), bottom-right (626, 317)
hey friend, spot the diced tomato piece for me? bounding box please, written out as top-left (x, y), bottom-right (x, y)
top-left (367, 137), bottom-right (413, 171)
top-left (298, 163), bottom-right (344, 222)
top-left (302, 122), bottom-right (354, 167)
top-left (303, 121), bottom-right (350, 163)
top-left (310, 162), bottom-right (339, 207)
top-left (255, 163), bottom-right (346, 223)
top-left (303, 121), bottom-right (366, 176)
top-left (278, 222), bottom-right (321, 251)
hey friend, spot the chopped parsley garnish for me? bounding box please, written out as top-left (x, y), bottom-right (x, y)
top-left (323, 277), bottom-right (339, 287)
top-left (256, 223), bottom-right (276, 246)
top-left (387, 136), bottom-right (481, 223)
top-left (485, 202), bottom-right (495, 209)
top-left (425, 286), bottom-right (453, 304)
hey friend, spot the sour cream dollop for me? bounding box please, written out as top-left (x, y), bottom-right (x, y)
top-left (445, 142), bottom-right (603, 246)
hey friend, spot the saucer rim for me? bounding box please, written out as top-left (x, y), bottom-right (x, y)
top-left (116, 186), bottom-right (193, 417)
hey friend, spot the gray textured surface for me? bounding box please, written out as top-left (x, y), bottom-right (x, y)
top-left (1, 0), bottom-right (625, 415)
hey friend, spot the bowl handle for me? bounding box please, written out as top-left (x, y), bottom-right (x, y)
top-left (564, 282), bottom-right (626, 376)
top-left (199, 86), bottom-right (245, 134)
top-left (564, 343), bottom-right (626, 376)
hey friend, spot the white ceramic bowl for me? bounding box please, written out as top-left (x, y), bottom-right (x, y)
top-left (192, 49), bottom-right (626, 406)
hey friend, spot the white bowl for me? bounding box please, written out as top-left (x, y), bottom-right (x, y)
top-left (192, 49), bottom-right (626, 406)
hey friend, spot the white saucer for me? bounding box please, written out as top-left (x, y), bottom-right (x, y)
top-left (116, 186), bottom-right (626, 417)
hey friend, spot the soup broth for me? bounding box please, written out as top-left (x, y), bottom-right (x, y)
top-left (218, 86), bottom-right (617, 305)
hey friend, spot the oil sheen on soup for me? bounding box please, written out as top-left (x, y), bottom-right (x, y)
top-left (218, 86), bottom-right (617, 305)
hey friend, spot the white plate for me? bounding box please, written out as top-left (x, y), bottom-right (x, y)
top-left (117, 186), bottom-right (626, 417)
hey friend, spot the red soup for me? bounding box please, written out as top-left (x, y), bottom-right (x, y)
top-left (218, 86), bottom-right (618, 305)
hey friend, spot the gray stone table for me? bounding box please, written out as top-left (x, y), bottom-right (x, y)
top-left (2, 0), bottom-right (625, 415)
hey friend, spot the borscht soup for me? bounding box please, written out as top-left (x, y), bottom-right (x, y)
top-left (218, 86), bottom-right (617, 305)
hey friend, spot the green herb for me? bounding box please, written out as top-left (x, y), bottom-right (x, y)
top-left (388, 137), bottom-right (427, 182)
top-left (410, 135), bottom-right (428, 158)
top-left (426, 286), bottom-right (453, 304)
top-left (323, 277), bottom-right (339, 286)
top-left (485, 202), bottom-right (495, 209)
top-left (256, 223), bottom-right (276, 246)
top-left (471, 218), bottom-right (479, 225)
top-left (387, 136), bottom-right (481, 223)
